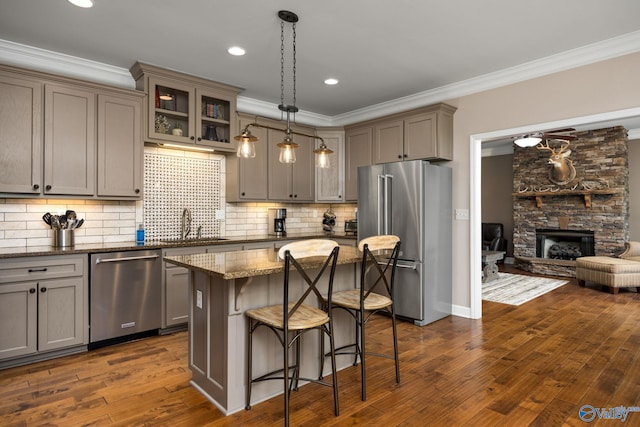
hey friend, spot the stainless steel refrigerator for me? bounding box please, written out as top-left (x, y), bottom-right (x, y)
top-left (358, 160), bottom-right (452, 326)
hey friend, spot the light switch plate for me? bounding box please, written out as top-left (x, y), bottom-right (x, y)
top-left (196, 290), bottom-right (203, 308)
top-left (455, 209), bottom-right (469, 221)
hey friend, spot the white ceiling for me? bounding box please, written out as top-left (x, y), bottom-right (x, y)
top-left (1, 0), bottom-right (640, 126)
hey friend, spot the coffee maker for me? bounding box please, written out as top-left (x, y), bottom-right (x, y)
top-left (268, 208), bottom-right (287, 236)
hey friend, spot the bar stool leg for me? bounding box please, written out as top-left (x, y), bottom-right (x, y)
top-left (392, 311), bottom-right (400, 383)
top-left (283, 331), bottom-right (290, 427)
top-left (328, 322), bottom-right (340, 416)
top-left (245, 319), bottom-right (253, 410)
top-left (359, 310), bottom-right (367, 401)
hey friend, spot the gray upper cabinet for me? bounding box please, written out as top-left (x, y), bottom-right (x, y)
top-left (0, 64), bottom-right (144, 200)
top-left (268, 127), bottom-right (315, 202)
top-left (226, 115), bottom-right (268, 202)
top-left (373, 104), bottom-right (456, 164)
top-left (44, 84), bottom-right (96, 196)
top-left (315, 130), bottom-right (345, 202)
top-left (97, 93), bottom-right (143, 198)
top-left (344, 125), bottom-right (373, 202)
top-left (0, 73), bottom-right (42, 194)
top-left (130, 62), bottom-right (239, 153)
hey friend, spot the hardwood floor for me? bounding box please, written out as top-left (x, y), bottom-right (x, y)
top-left (2, 271), bottom-right (640, 426)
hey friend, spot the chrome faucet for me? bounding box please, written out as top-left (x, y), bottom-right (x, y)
top-left (181, 208), bottom-right (192, 239)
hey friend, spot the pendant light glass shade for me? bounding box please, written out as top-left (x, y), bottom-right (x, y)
top-left (277, 134), bottom-right (299, 163)
top-left (313, 144), bottom-right (333, 168)
top-left (234, 128), bottom-right (258, 158)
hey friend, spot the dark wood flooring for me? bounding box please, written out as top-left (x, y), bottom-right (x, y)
top-left (2, 267), bottom-right (640, 426)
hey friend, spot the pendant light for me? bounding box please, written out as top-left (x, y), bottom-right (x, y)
top-left (314, 142), bottom-right (333, 168)
top-left (233, 10), bottom-right (333, 168)
top-left (234, 126), bottom-right (258, 158)
top-left (277, 10), bottom-right (299, 164)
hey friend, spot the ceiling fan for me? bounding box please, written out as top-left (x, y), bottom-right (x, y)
top-left (514, 127), bottom-right (576, 147)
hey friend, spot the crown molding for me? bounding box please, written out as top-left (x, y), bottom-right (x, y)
top-left (2, 30), bottom-right (640, 128)
top-left (0, 39), bottom-right (135, 89)
top-left (236, 96), bottom-right (333, 127)
top-left (331, 30), bottom-right (640, 126)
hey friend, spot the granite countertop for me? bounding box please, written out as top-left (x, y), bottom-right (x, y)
top-left (0, 232), bottom-right (357, 259)
top-left (164, 245), bottom-right (361, 280)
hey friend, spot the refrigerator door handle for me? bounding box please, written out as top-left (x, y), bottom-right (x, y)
top-left (384, 174), bottom-right (392, 235)
top-left (396, 261), bottom-right (418, 270)
top-left (377, 174), bottom-right (384, 235)
top-left (377, 260), bottom-right (418, 270)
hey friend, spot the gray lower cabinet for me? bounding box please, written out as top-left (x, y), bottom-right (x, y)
top-left (162, 244), bottom-right (244, 329)
top-left (0, 255), bottom-right (87, 364)
top-left (162, 247), bottom-right (206, 329)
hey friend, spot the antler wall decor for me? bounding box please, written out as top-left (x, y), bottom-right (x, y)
top-left (536, 139), bottom-right (577, 185)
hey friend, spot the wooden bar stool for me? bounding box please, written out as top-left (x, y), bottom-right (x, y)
top-left (329, 235), bottom-right (401, 401)
top-left (245, 239), bottom-right (340, 427)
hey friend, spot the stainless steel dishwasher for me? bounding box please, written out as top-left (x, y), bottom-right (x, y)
top-left (89, 249), bottom-right (161, 344)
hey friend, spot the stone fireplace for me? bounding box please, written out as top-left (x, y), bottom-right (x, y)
top-left (513, 126), bottom-right (629, 277)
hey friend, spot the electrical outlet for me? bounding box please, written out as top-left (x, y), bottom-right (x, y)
top-left (313, 210), bottom-right (318, 218)
top-left (455, 209), bottom-right (469, 221)
top-left (215, 209), bottom-right (225, 220)
top-left (196, 290), bottom-right (203, 309)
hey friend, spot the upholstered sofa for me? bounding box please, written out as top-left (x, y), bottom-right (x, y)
top-left (576, 241), bottom-right (640, 294)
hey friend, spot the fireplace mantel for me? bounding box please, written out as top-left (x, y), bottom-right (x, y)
top-left (512, 188), bottom-right (621, 208)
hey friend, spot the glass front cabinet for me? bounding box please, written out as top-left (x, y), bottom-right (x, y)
top-left (130, 62), bottom-right (238, 152)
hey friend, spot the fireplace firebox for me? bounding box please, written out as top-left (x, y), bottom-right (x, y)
top-left (535, 229), bottom-right (595, 260)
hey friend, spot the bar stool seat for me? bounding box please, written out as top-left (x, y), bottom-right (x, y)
top-left (246, 302), bottom-right (329, 330)
top-left (331, 289), bottom-right (392, 311)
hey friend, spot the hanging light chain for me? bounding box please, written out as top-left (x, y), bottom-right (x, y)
top-left (280, 18), bottom-right (285, 120)
top-left (292, 20), bottom-right (296, 112)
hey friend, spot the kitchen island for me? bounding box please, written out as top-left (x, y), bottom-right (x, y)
top-left (164, 245), bottom-right (361, 415)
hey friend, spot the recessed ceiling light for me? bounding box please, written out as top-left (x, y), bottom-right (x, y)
top-left (227, 46), bottom-right (246, 56)
top-left (324, 78), bottom-right (339, 85)
top-left (68, 0), bottom-right (94, 8)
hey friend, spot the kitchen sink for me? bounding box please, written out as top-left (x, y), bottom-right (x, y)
top-left (160, 237), bottom-right (229, 244)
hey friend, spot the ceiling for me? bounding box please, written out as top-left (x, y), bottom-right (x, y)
top-left (1, 1), bottom-right (640, 125)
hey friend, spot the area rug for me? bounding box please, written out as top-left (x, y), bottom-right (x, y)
top-left (482, 272), bottom-right (569, 306)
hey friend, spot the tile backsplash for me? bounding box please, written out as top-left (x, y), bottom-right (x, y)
top-left (143, 147), bottom-right (224, 241)
top-left (0, 146), bottom-right (357, 248)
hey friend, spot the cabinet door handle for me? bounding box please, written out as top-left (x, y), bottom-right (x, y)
top-left (135, 189), bottom-right (140, 194)
top-left (289, 194), bottom-right (293, 198)
top-left (397, 154), bottom-right (402, 159)
top-left (40, 287), bottom-right (47, 293)
top-left (33, 184), bottom-right (40, 190)
top-left (190, 136), bottom-right (195, 141)
top-left (403, 154), bottom-right (408, 158)
top-left (29, 288), bottom-right (36, 294)
top-left (28, 268), bottom-right (48, 273)
top-left (45, 185), bottom-right (52, 191)
top-left (241, 192), bottom-right (246, 196)
top-left (197, 137), bottom-right (202, 141)
top-left (294, 194), bottom-right (298, 198)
